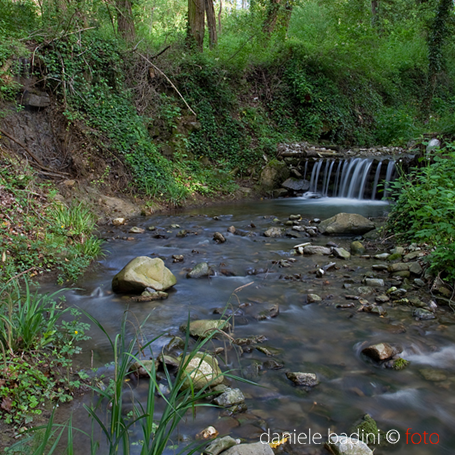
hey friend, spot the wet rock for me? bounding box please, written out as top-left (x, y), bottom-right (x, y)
top-left (375, 295), bottom-right (390, 303)
top-left (388, 262), bottom-right (409, 273)
top-left (221, 442), bottom-right (274, 455)
top-left (387, 287), bottom-right (407, 299)
top-left (333, 247), bottom-right (351, 260)
top-left (213, 232), bottom-right (226, 243)
top-left (289, 214), bottom-right (302, 220)
top-left (363, 278), bottom-right (384, 287)
top-left (392, 271), bottom-right (411, 278)
top-left (420, 368), bottom-right (447, 382)
top-left (256, 304), bottom-right (280, 320)
top-left (234, 335), bottom-right (267, 346)
top-left (112, 217), bottom-right (126, 226)
top-left (292, 225), bottom-right (306, 232)
top-left (227, 226), bottom-right (236, 234)
top-left (408, 262), bottom-right (423, 275)
top-left (356, 287), bottom-right (374, 296)
top-left (372, 264), bottom-right (388, 271)
top-left (413, 308), bottom-right (435, 320)
top-left (404, 251), bottom-right (424, 261)
top-left (176, 229), bottom-right (187, 238)
top-left (204, 436), bottom-right (238, 455)
top-left (172, 254), bottom-right (184, 262)
top-left (131, 290), bottom-right (168, 301)
top-left (184, 320), bottom-right (230, 339)
top-left (336, 302), bottom-right (355, 309)
top-left (319, 213), bottom-right (375, 235)
top-left (264, 227), bottom-right (283, 237)
top-left (286, 372), bottom-right (319, 387)
top-left (387, 252), bottom-right (402, 261)
top-left (129, 226), bottom-right (145, 234)
top-left (196, 426), bottom-right (219, 440)
top-left (112, 257), bottom-right (177, 293)
top-left (256, 346), bottom-right (281, 357)
top-left (263, 360), bottom-right (284, 370)
top-left (303, 245), bottom-right (332, 255)
top-left (306, 294), bottom-right (322, 303)
top-left (351, 414), bottom-right (380, 446)
top-left (166, 336), bottom-right (185, 352)
top-left (181, 352), bottom-right (224, 390)
top-left (214, 388), bottom-right (245, 407)
top-left (374, 253), bottom-right (389, 260)
top-left (326, 435), bottom-right (373, 455)
top-left (362, 343), bottom-right (401, 362)
top-left (259, 159), bottom-right (290, 190)
top-left (147, 225), bottom-right (156, 231)
top-left (187, 262), bottom-right (212, 278)
top-left (129, 359), bottom-right (157, 377)
top-left (350, 241), bottom-right (366, 255)
top-left (171, 224), bottom-right (180, 229)
top-left (282, 178), bottom-right (310, 191)
top-left (413, 278), bottom-right (426, 287)
top-left (391, 246), bottom-right (405, 255)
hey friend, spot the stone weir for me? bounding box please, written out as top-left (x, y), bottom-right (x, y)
top-left (260, 142), bottom-right (416, 200)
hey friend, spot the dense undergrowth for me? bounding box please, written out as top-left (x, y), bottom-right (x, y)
top-left (387, 145), bottom-right (455, 283)
top-left (0, 280), bottom-right (90, 428)
top-left (0, 151), bottom-right (103, 284)
top-left (2, 0), bottom-right (455, 205)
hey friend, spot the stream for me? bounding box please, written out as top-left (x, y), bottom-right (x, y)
top-left (56, 196), bottom-right (455, 455)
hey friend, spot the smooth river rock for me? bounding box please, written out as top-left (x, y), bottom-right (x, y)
top-left (362, 343), bottom-right (400, 361)
top-left (319, 213), bottom-right (375, 235)
top-left (221, 442), bottom-right (274, 455)
top-left (112, 256), bottom-right (177, 293)
top-left (181, 352), bottom-right (224, 390)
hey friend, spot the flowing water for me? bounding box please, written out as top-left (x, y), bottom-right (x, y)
top-left (56, 194), bottom-right (455, 455)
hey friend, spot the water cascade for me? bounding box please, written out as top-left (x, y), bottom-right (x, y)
top-left (306, 157), bottom-right (395, 200)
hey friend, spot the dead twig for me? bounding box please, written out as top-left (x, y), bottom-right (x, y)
top-left (136, 52), bottom-right (197, 117)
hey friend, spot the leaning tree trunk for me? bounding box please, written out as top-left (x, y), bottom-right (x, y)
top-left (116, 0), bottom-right (135, 40)
top-left (421, 0), bottom-right (453, 120)
top-left (205, 0), bottom-right (217, 48)
top-left (187, 0), bottom-right (205, 51)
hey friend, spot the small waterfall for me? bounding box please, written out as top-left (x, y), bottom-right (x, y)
top-left (305, 157), bottom-right (395, 200)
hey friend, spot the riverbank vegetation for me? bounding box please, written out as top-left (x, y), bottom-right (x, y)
top-left (1, 0), bottom-right (455, 451)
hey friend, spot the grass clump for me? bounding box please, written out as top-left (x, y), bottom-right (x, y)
top-left (0, 153), bottom-right (102, 284)
top-left (0, 280), bottom-right (90, 427)
top-left (7, 311), bottom-right (245, 454)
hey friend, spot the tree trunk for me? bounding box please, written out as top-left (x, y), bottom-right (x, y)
top-left (187, 0), bottom-right (205, 51)
top-left (218, 0), bottom-right (222, 35)
top-left (205, 0), bottom-right (217, 48)
top-left (116, 0), bottom-right (135, 40)
top-left (421, 0), bottom-right (453, 120)
top-left (263, 0), bottom-right (293, 37)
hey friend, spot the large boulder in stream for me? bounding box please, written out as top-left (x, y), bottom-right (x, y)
top-left (221, 442), bottom-right (274, 455)
top-left (319, 213), bottom-right (375, 236)
top-left (112, 256), bottom-right (177, 293)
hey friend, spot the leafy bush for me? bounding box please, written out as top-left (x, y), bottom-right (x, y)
top-left (387, 145), bottom-right (455, 282)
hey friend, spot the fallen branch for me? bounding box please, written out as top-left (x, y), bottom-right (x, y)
top-left (0, 128), bottom-right (69, 177)
top-left (136, 52), bottom-right (196, 117)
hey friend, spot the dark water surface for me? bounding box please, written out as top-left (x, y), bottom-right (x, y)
top-left (57, 197), bottom-right (455, 454)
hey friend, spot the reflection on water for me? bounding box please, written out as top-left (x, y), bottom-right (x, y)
top-left (55, 197), bottom-right (455, 454)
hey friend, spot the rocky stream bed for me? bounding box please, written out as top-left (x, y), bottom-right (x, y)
top-left (52, 197), bottom-right (455, 455)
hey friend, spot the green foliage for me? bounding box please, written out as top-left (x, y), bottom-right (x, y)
top-left (0, 281), bottom-right (90, 426)
top-left (387, 145), bottom-right (455, 281)
top-left (0, 156), bottom-right (102, 284)
top-left (375, 107), bottom-right (419, 145)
